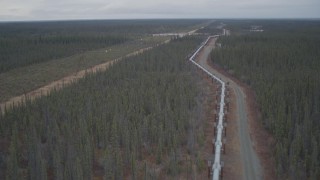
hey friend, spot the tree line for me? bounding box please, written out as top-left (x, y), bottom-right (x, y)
top-left (0, 20), bottom-right (206, 73)
top-left (0, 34), bottom-right (128, 73)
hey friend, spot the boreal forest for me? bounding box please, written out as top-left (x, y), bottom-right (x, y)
top-left (1, 19), bottom-right (320, 180)
top-left (211, 20), bottom-right (320, 179)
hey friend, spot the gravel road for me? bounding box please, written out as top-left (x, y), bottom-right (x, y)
top-left (197, 37), bottom-right (262, 180)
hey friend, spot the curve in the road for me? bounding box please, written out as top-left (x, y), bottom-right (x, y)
top-left (196, 36), bottom-right (262, 180)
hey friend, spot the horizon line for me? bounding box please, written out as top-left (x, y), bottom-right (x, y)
top-left (1, 17), bottom-right (320, 23)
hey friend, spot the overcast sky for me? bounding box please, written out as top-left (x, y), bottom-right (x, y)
top-left (0, 0), bottom-right (319, 21)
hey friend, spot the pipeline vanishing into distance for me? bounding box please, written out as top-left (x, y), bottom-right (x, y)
top-left (189, 35), bottom-right (227, 180)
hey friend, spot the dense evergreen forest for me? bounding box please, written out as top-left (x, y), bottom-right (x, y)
top-left (211, 20), bottom-right (320, 179)
top-left (0, 36), bottom-right (206, 179)
top-left (0, 20), bottom-right (205, 73)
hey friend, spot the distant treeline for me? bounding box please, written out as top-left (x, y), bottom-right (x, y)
top-left (0, 19), bottom-right (207, 35)
top-left (195, 21), bottom-right (224, 35)
top-left (212, 20), bottom-right (320, 179)
top-left (0, 36), bottom-right (205, 179)
top-left (0, 34), bottom-right (128, 73)
top-left (0, 19), bottom-right (206, 73)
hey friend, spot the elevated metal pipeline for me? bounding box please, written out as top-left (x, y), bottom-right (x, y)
top-left (189, 35), bottom-right (226, 180)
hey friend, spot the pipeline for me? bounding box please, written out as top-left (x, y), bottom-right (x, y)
top-left (189, 35), bottom-right (226, 180)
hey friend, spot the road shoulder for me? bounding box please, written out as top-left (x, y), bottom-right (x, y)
top-left (196, 37), bottom-right (275, 179)
top-left (208, 61), bottom-right (276, 180)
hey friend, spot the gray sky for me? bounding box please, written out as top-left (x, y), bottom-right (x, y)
top-left (0, 0), bottom-right (319, 21)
